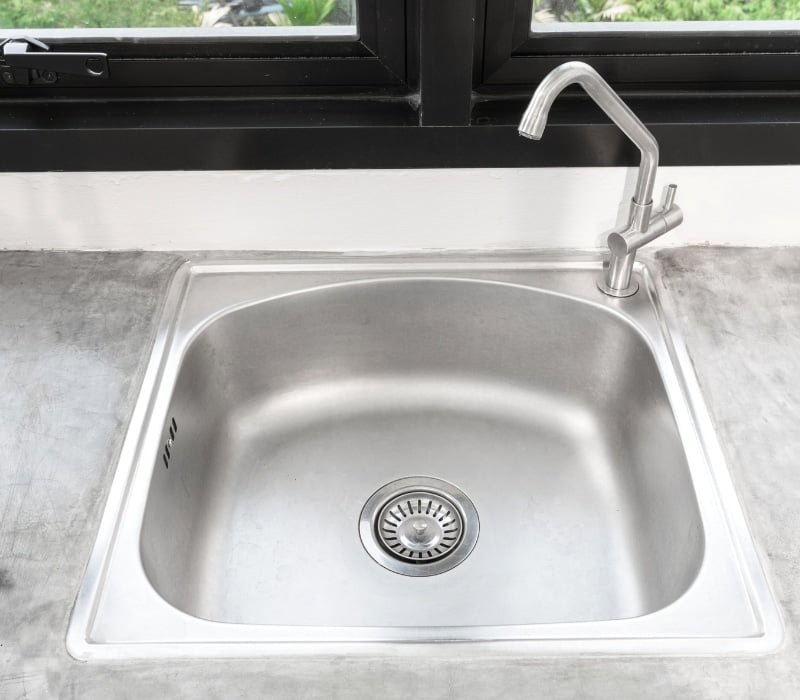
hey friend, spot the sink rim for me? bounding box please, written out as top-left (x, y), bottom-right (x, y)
top-left (66, 254), bottom-right (783, 660)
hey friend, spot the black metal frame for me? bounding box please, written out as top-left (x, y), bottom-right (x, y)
top-left (3, 0), bottom-right (800, 170)
top-left (0, 0), bottom-right (411, 91)
top-left (482, 0), bottom-right (800, 89)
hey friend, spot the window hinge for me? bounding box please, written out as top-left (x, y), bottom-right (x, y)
top-left (0, 37), bottom-right (108, 85)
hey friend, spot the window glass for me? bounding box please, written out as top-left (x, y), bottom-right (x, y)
top-left (0, 0), bottom-right (357, 31)
top-left (532, 0), bottom-right (800, 25)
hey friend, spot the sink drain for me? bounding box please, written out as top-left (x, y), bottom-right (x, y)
top-left (377, 491), bottom-right (464, 562)
top-left (359, 477), bottom-right (479, 576)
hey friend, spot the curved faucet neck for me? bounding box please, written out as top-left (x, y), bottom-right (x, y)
top-left (518, 61), bottom-right (659, 208)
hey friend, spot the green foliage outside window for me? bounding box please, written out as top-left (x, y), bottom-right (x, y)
top-left (3, 0), bottom-right (800, 30)
top-left (533, 0), bottom-right (800, 22)
top-left (0, 0), bottom-right (350, 29)
top-left (0, 0), bottom-right (190, 28)
top-left (273, 0), bottom-right (337, 25)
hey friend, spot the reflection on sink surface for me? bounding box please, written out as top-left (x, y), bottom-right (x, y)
top-left (68, 257), bottom-right (781, 658)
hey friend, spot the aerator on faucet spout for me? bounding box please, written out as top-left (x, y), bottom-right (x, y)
top-left (518, 61), bottom-right (683, 297)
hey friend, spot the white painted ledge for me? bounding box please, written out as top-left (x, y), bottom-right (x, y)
top-left (0, 166), bottom-right (796, 251)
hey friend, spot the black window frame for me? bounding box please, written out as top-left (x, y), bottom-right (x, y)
top-left (0, 0), bottom-right (412, 94)
top-left (3, 0), bottom-right (800, 171)
top-left (481, 0), bottom-right (800, 90)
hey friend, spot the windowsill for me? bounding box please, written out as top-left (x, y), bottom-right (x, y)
top-left (3, 92), bottom-right (800, 170)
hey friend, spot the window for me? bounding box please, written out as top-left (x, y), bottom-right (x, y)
top-left (0, 0), bottom-right (408, 91)
top-left (482, 0), bottom-right (800, 88)
top-left (2, 0), bottom-right (800, 170)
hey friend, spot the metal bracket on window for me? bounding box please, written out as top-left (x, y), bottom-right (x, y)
top-left (0, 37), bottom-right (108, 85)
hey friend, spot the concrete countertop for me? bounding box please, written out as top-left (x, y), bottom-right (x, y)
top-left (1, 248), bottom-right (798, 698)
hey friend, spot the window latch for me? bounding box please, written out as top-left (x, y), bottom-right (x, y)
top-left (0, 37), bottom-right (108, 85)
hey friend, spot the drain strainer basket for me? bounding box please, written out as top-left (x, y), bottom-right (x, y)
top-left (359, 476), bottom-right (479, 576)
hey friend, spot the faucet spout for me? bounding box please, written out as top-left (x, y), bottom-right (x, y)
top-left (518, 61), bottom-right (659, 208)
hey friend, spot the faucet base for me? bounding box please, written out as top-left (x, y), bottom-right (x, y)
top-left (597, 276), bottom-right (639, 298)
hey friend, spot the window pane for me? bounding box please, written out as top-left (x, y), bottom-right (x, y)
top-left (0, 0), bottom-right (357, 31)
top-left (532, 0), bottom-right (800, 24)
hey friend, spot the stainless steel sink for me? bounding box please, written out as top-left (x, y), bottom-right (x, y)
top-left (68, 255), bottom-right (781, 659)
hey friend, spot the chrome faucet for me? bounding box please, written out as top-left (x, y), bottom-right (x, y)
top-left (518, 61), bottom-right (683, 297)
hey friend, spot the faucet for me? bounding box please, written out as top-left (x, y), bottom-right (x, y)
top-left (518, 61), bottom-right (683, 297)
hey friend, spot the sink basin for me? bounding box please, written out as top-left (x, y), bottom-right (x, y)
top-left (68, 256), bottom-right (781, 658)
top-left (146, 278), bottom-right (699, 626)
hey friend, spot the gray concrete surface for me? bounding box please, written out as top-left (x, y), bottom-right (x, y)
top-left (0, 249), bottom-right (798, 698)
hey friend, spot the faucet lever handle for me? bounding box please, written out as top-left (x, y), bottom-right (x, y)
top-left (608, 183), bottom-right (683, 259)
top-left (662, 184), bottom-right (678, 211)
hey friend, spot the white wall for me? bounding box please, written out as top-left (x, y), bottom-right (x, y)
top-left (0, 166), bottom-right (795, 250)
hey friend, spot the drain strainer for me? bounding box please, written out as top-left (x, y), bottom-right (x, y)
top-left (377, 491), bottom-right (463, 562)
top-left (359, 477), bottom-right (479, 577)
